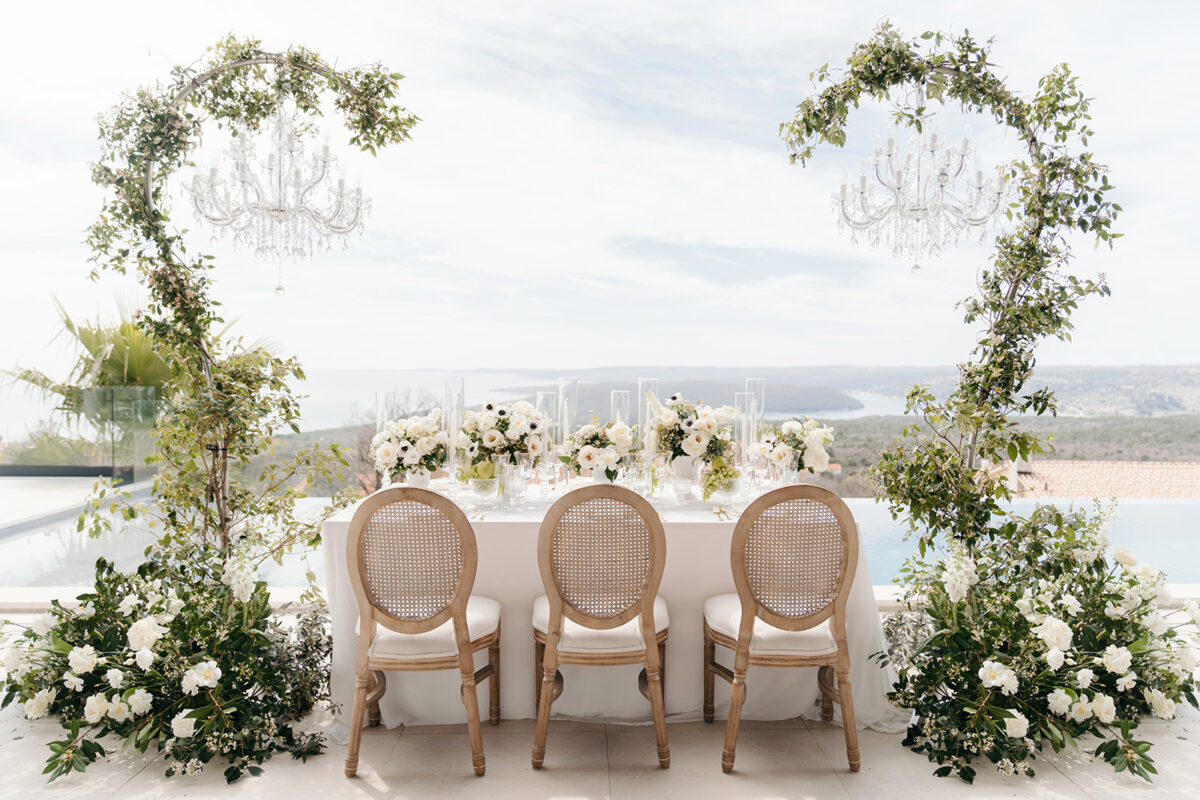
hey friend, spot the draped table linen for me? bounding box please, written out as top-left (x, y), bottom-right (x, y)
top-left (322, 493), bottom-right (910, 742)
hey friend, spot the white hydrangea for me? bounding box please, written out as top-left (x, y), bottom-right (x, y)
top-left (940, 548), bottom-right (979, 604)
top-left (221, 555), bottom-right (257, 604)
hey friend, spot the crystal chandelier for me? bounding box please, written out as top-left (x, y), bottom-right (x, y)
top-left (187, 101), bottom-right (370, 277)
top-left (833, 125), bottom-right (1008, 268)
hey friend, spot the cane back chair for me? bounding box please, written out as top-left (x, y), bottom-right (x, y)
top-left (531, 484), bottom-right (670, 769)
top-left (344, 487), bottom-right (500, 778)
top-left (702, 484), bottom-right (860, 774)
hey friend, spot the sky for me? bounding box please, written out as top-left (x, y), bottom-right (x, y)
top-left (0, 0), bottom-right (1197, 379)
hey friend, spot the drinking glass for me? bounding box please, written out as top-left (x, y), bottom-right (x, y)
top-left (610, 390), bottom-right (631, 424)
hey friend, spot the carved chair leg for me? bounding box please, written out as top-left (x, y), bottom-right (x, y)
top-left (488, 637), bottom-right (501, 725)
top-left (703, 632), bottom-right (715, 723)
top-left (366, 670), bottom-right (386, 728)
top-left (658, 640), bottom-right (667, 705)
top-left (344, 671), bottom-right (369, 777)
top-left (533, 639), bottom-right (545, 712)
top-left (532, 663), bottom-right (557, 769)
top-left (836, 668), bottom-right (861, 773)
top-left (721, 668), bottom-right (747, 774)
top-left (460, 677), bottom-right (486, 776)
top-left (818, 665), bottom-right (835, 723)
top-left (646, 655), bottom-right (670, 768)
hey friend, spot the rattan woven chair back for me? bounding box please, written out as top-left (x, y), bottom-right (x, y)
top-left (732, 484), bottom-right (858, 632)
top-left (346, 486), bottom-right (478, 635)
top-left (537, 484), bottom-right (665, 630)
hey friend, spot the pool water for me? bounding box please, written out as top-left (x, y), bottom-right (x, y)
top-left (2, 497), bottom-right (1197, 591)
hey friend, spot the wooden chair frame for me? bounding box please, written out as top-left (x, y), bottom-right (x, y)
top-left (531, 484), bottom-right (670, 769)
top-left (344, 487), bottom-right (500, 778)
top-left (703, 484), bottom-right (860, 774)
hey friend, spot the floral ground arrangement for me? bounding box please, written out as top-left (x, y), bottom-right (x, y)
top-left (2, 560), bottom-right (331, 781)
top-left (883, 505), bottom-right (1199, 782)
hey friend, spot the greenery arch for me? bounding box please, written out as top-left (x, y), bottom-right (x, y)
top-left (780, 25), bottom-right (1198, 783)
top-left (85, 36), bottom-right (418, 560)
top-left (781, 24), bottom-right (1118, 551)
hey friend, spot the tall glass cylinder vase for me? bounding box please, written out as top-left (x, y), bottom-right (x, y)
top-left (610, 390), bottom-right (631, 424)
top-left (443, 377), bottom-right (464, 482)
top-left (733, 391), bottom-right (757, 467)
top-left (557, 377), bottom-right (578, 444)
top-left (745, 378), bottom-right (766, 440)
top-left (637, 377), bottom-right (659, 442)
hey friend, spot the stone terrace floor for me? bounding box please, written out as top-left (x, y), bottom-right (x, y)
top-left (2, 694), bottom-right (1198, 799)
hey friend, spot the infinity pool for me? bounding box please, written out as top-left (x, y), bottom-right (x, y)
top-left (1, 497), bottom-right (1197, 591)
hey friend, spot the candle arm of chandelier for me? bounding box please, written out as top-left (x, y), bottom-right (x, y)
top-left (835, 189), bottom-right (897, 230)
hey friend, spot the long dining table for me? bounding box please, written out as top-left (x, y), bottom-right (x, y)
top-left (321, 484), bottom-right (911, 743)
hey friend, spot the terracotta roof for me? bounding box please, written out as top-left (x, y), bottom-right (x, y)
top-left (1018, 461), bottom-right (1200, 498)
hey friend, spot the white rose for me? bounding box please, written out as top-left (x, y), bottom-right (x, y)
top-left (527, 436), bottom-right (545, 456)
top-left (68, 645), bottom-right (100, 675)
top-left (107, 695), bottom-right (131, 723)
top-left (780, 420), bottom-right (803, 435)
top-left (84, 693), bottom-right (109, 724)
top-left (416, 435), bottom-right (438, 455)
top-left (770, 443), bottom-right (793, 466)
top-left (105, 668), bottom-right (125, 689)
top-left (1068, 695), bottom-right (1092, 723)
top-left (127, 616), bottom-right (168, 651)
top-left (680, 431), bottom-right (710, 458)
top-left (1091, 693), bottom-right (1117, 724)
top-left (171, 709), bottom-right (197, 738)
top-left (129, 688), bottom-right (153, 716)
top-left (1047, 688), bottom-right (1071, 716)
top-left (695, 416), bottom-right (717, 435)
top-left (657, 409), bottom-right (679, 427)
top-left (1143, 612), bottom-right (1168, 636)
top-left (117, 594), bottom-right (140, 616)
top-left (803, 443), bottom-right (830, 472)
top-left (374, 441), bottom-right (398, 470)
top-left (1003, 709), bottom-right (1029, 739)
top-left (1111, 547), bottom-right (1137, 567)
top-left (577, 445), bottom-right (600, 470)
top-left (1033, 616), bottom-right (1074, 652)
top-left (1102, 645), bottom-right (1133, 675)
top-left (1185, 600), bottom-right (1200, 626)
top-left (1146, 689), bottom-right (1176, 720)
top-left (1076, 667), bottom-right (1095, 689)
top-left (23, 688), bottom-right (55, 720)
top-left (135, 647), bottom-right (156, 670)
top-left (1045, 647), bottom-right (1065, 672)
top-left (31, 613), bottom-right (55, 637)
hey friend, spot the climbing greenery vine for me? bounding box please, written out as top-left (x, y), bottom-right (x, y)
top-left (1, 37), bottom-right (419, 781)
top-left (783, 24), bottom-right (1196, 782)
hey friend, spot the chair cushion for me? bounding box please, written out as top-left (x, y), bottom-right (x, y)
top-left (360, 595), bottom-right (501, 660)
top-left (532, 594), bottom-right (668, 654)
top-left (703, 593), bottom-right (837, 657)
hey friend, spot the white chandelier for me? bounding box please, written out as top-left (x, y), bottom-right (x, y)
top-left (187, 102), bottom-right (370, 279)
top-left (833, 125), bottom-right (1008, 268)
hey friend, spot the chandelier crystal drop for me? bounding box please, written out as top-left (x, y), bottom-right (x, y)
top-left (187, 102), bottom-right (370, 267)
top-left (833, 125), bottom-right (1008, 268)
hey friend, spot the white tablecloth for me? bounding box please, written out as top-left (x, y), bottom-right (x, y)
top-left (322, 489), bottom-right (910, 742)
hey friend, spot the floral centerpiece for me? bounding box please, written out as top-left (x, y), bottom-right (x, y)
top-left (1, 558), bottom-right (329, 782)
top-left (649, 393), bottom-right (739, 500)
top-left (885, 503), bottom-right (1199, 782)
top-left (560, 420), bottom-right (637, 481)
top-left (459, 400), bottom-right (551, 480)
top-left (369, 409), bottom-right (449, 483)
top-left (753, 417), bottom-right (835, 474)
